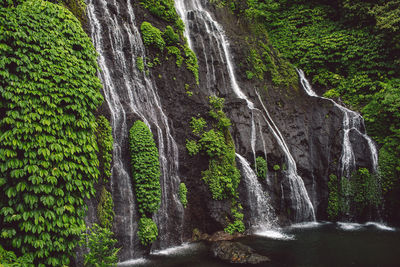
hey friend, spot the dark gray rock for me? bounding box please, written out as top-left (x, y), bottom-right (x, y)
top-left (211, 241), bottom-right (270, 264)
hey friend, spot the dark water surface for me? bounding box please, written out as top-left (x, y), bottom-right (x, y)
top-left (119, 222), bottom-right (400, 267)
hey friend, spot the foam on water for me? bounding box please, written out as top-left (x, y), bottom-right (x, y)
top-left (365, 222), bottom-right (396, 231)
top-left (337, 222), bottom-right (364, 231)
top-left (117, 258), bottom-right (148, 266)
top-left (254, 229), bottom-right (295, 240)
top-left (151, 242), bottom-right (199, 256)
top-left (290, 221), bottom-right (331, 229)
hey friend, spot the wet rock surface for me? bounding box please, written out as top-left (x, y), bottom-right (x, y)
top-left (211, 241), bottom-right (270, 264)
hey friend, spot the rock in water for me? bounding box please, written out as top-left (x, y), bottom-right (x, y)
top-left (211, 241), bottom-right (270, 264)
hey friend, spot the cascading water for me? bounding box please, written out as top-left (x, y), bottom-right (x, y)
top-left (176, 0), bottom-right (315, 222)
top-left (297, 69), bottom-right (378, 177)
top-left (87, 0), bottom-right (183, 260)
top-left (236, 154), bottom-right (276, 229)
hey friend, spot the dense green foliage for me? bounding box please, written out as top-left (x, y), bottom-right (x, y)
top-left (255, 156), bottom-right (267, 180)
top-left (224, 201), bottom-right (245, 234)
top-left (129, 121), bottom-right (161, 246)
top-left (138, 3), bottom-right (199, 84)
top-left (79, 224), bottom-right (119, 267)
top-left (0, 244), bottom-right (34, 266)
top-left (0, 1), bottom-right (103, 265)
top-left (137, 217), bottom-right (158, 247)
top-left (139, 0), bottom-right (184, 33)
top-left (186, 97), bottom-right (244, 233)
top-left (178, 182), bottom-right (188, 208)
top-left (140, 22), bottom-right (166, 51)
top-left (96, 116), bottom-right (113, 183)
top-left (97, 186), bottom-right (115, 230)
top-left (327, 174), bottom-right (339, 220)
top-left (327, 169), bottom-right (382, 219)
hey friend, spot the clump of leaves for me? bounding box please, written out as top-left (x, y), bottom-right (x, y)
top-left (140, 21), bottom-right (166, 51)
top-left (137, 217), bottom-right (158, 247)
top-left (79, 224), bottom-right (119, 267)
top-left (255, 156), bottom-right (267, 179)
top-left (129, 121), bottom-right (161, 246)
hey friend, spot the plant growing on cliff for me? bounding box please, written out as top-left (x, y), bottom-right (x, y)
top-left (96, 116), bottom-right (113, 183)
top-left (140, 22), bottom-right (166, 51)
top-left (186, 96), bottom-right (244, 233)
top-left (79, 224), bottom-right (119, 267)
top-left (137, 217), bottom-right (159, 246)
top-left (0, 1), bottom-right (103, 265)
top-left (129, 120), bottom-right (161, 246)
top-left (179, 183), bottom-right (188, 208)
top-left (97, 186), bottom-right (115, 230)
top-left (327, 174), bottom-right (339, 220)
top-left (255, 156), bottom-right (267, 179)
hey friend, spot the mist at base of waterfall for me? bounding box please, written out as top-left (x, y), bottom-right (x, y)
top-left (119, 222), bottom-right (399, 267)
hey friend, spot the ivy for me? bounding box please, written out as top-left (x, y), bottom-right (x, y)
top-left (137, 217), bottom-right (158, 247)
top-left (129, 121), bottom-right (161, 246)
top-left (0, 1), bottom-right (102, 265)
top-left (178, 183), bottom-right (188, 208)
top-left (96, 116), bottom-right (113, 183)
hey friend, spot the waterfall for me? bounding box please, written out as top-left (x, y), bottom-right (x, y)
top-left (236, 154), bottom-right (277, 229)
top-left (297, 69), bottom-right (378, 177)
top-left (176, 0), bottom-right (315, 222)
top-left (87, 0), bottom-right (183, 259)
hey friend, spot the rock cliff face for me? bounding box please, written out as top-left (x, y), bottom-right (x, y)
top-left (84, 0), bottom-right (377, 261)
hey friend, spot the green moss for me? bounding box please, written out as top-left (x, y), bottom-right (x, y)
top-left (138, 217), bottom-right (158, 246)
top-left (0, 1), bottom-right (103, 265)
top-left (97, 186), bottom-right (115, 230)
top-left (179, 183), bottom-right (188, 208)
top-left (129, 121), bottom-right (161, 217)
top-left (273, 164), bottom-right (280, 171)
top-left (140, 21), bottom-right (166, 51)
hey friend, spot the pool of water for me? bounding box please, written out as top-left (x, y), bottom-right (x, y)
top-left (119, 222), bottom-right (400, 267)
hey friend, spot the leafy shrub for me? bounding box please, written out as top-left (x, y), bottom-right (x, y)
top-left (96, 116), bottom-right (113, 183)
top-left (179, 183), bottom-right (188, 208)
top-left (97, 187), bottom-right (115, 230)
top-left (0, 1), bottom-right (103, 265)
top-left (190, 117), bottom-right (207, 136)
top-left (79, 224), bottom-right (119, 267)
top-left (137, 217), bottom-right (158, 247)
top-left (255, 157), bottom-right (267, 179)
top-left (224, 202), bottom-right (245, 234)
top-left (140, 22), bottom-right (166, 51)
top-left (186, 140), bottom-right (200, 156)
